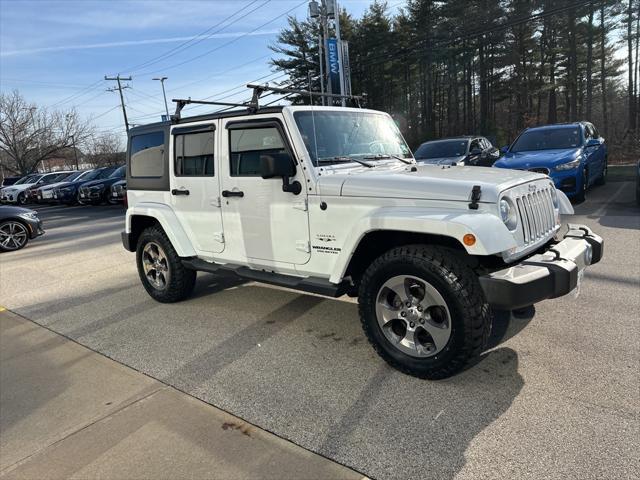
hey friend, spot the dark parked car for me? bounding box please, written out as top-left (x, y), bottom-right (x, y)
top-left (414, 136), bottom-right (500, 167)
top-left (1, 176), bottom-right (23, 187)
top-left (78, 165), bottom-right (125, 205)
top-left (36, 170), bottom-right (92, 203)
top-left (494, 122), bottom-right (607, 202)
top-left (53, 167), bottom-right (116, 205)
top-left (0, 205), bottom-right (44, 252)
top-left (109, 179), bottom-right (127, 205)
top-left (24, 172), bottom-right (73, 203)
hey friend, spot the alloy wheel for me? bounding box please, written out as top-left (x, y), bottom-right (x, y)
top-left (142, 242), bottom-right (170, 290)
top-left (0, 221), bottom-right (28, 251)
top-left (375, 275), bottom-right (452, 358)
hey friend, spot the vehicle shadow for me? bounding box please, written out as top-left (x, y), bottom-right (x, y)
top-left (317, 347), bottom-right (523, 480)
top-left (574, 181), bottom-right (639, 230)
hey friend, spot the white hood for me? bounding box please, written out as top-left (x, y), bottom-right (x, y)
top-left (317, 164), bottom-right (546, 203)
top-left (2, 182), bottom-right (37, 194)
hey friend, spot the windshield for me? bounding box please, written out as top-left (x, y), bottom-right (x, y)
top-left (511, 127), bottom-right (582, 152)
top-left (73, 170), bottom-right (91, 182)
top-left (414, 140), bottom-right (469, 159)
top-left (62, 171), bottom-right (83, 182)
top-left (294, 110), bottom-right (412, 166)
top-left (43, 173), bottom-right (68, 184)
top-left (96, 167), bottom-right (116, 179)
top-left (14, 176), bottom-right (33, 185)
top-left (80, 169), bottom-right (103, 181)
top-left (108, 166), bottom-right (125, 179)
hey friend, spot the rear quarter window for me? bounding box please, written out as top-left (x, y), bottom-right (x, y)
top-left (126, 126), bottom-right (170, 191)
top-left (130, 131), bottom-right (165, 178)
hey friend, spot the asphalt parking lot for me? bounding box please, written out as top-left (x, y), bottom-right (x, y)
top-left (1, 180), bottom-right (638, 480)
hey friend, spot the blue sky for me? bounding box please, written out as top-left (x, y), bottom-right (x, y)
top-left (0, 0), bottom-right (405, 138)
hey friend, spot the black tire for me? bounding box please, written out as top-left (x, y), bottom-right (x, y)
top-left (595, 158), bottom-right (607, 186)
top-left (136, 225), bottom-right (196, 303)
top-left (574, 168), bottom-right (587, 203)
top-left (17, 192), bottom-right (26, 205)
top-left (358, 245), bottom-right (491, 380)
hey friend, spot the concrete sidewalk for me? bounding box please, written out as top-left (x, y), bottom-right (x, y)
top-left (0, 309), bottom-right (365, 479)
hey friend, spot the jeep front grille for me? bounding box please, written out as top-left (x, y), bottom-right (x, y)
top-left (514, 187), bottom-right (557, 245)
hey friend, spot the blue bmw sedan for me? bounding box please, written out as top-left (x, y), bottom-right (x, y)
top-left (494, 122), bottom-right (607, 201)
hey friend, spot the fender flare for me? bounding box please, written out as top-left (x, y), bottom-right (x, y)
top-left (329, 207), bottom-right (516, 284)
top-left (126, 202), bottom-right (196, 257)
top-left (556, 189), bottom-right (574, 215)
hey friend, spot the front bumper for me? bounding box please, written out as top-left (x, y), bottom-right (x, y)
top-left (479, 224), bottom-right (603, 310)
top-left (549, 168), bottom-right (581, 196)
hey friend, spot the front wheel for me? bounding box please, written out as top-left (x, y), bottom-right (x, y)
top-left (358, 245), bottom-right (491, 380)
top-left (16, 192), bottom-right (26, 205)
top-left (136, 225), bottom-right (196, 303)
top-left (0, 220), bottom-right (29, 252)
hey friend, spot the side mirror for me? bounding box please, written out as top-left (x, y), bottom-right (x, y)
top-left (500, 146), bottom-right (509, 154)
top-left (469, 147), bottom-right (483, 156)
top-left (260, 153), bottom-right (301, 195)
top-left (586, 138), bottom-right (601, 148)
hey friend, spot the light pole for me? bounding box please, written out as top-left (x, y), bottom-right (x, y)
top-left (153, 77), bottom-right (170, 120)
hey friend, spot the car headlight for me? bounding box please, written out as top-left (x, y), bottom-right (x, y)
top-left (499, 198), bottom-right (518, 231)
top-left (18, 212), bottom-right (38, 221)
top-left (555, 158), bottom-right (581, 171)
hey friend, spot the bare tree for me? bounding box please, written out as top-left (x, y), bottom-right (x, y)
top-left (86, 131), bottom-right (125, 167)
top-left (0, 90), bottom-right (93, 175)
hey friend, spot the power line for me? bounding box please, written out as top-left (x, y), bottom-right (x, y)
top-left (123, 0), bottom-right (267, 74)
top-left (135, 0), bottom-right (308, 76)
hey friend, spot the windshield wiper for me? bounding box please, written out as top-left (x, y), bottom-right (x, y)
top-left (317, 156), bottom-right (374, 168)
top-left (362, 154), bottom-right (414, 165)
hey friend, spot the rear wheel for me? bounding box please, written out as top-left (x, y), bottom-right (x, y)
top-left (0, 220), bottom-right (29, 252)
top-left (358, 245), bottom-right (491, 380)
top-left (136, 226), bottom-right (196, 303)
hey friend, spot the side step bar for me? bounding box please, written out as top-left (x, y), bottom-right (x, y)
top-left (182, 258), bottom-right (349, 298)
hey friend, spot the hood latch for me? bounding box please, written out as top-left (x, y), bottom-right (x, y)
top-left (468, 185), bottom-right (482, 210)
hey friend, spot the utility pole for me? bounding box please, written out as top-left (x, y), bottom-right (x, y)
top-left (153, 76), bottom-right (170, 120)
top-left (70, 135), bottom-right (79, 170)
top-left (104, 75), bottom-right (132, 132)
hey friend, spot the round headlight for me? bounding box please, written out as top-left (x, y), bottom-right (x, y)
top-left (500, 198), bottom-right (518, 231)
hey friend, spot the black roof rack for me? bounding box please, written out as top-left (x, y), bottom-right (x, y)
top-left (170, 83), bottom-right (364, 122)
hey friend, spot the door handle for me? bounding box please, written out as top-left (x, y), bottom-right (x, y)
top-left (222, 190), bottom-right (244, 198)
top-left (171, 188), bottom-right (190, 196)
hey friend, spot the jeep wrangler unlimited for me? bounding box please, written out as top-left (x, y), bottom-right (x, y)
top-left (122, 91), bottom-right (603, 379)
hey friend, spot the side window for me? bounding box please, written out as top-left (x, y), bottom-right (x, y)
top-left (174, 131), bottom-right (215, 176)
top-left (470, 139), bottom-right (481, 152)
top-left (130, 131), bottom-right (164, 178)
top-left (584, 125), bottom-right (593, 140)
top-left (590, 124), bottom-right (599, 138)
top-left (229, 127), bottom-right (286, 177)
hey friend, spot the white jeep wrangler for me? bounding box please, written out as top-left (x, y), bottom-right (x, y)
top-left (122, 98), bottom-right (603, 379)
